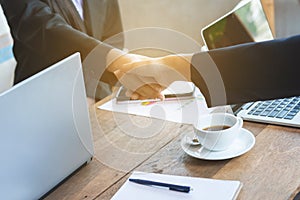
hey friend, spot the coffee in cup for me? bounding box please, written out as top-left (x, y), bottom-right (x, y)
top-left (193, 113), bottom-right (243, 151)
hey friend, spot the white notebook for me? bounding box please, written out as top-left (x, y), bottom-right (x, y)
top-left (112, 171), bottom-right (242, 200)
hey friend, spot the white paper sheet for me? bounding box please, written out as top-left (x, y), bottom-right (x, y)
top-left (98, 88), bottom-right (210, 124)
top-left (112, 171), bottom-right (242, 200)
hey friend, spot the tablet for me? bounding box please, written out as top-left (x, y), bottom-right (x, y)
top-left (115, 81), bottom-right (195, 104)
top-left (201, 0), bottom-right (273, 50)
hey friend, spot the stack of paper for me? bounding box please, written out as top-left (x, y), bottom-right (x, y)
top-left (112, 172), bottom-right (242, 200)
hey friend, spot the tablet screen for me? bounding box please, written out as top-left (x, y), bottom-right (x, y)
top-left (202, 0), bottom-right (273, 50)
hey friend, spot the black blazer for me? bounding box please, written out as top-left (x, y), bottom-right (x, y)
top-left (0, 0), bottom-right (122, 86)
top-left (191, 35), bottom-right (300, 107)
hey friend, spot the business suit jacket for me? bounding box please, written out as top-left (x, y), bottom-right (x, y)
top-left (191, 35), bottom-right (300, 106)
top-left (0, 0), bottom-right (122, 98)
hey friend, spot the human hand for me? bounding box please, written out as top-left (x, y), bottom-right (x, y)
top-left (107, 49), bottom-right (192, 100)
top-left (107, 49), bottom-right (164, 100)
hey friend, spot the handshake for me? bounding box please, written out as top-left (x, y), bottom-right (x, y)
top-left (107, 49), bottom-right (192, 100)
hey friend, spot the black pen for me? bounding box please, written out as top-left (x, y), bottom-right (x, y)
top-left (129, 178), bottom-right (191, 193)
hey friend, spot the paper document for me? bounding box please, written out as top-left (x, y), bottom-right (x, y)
top-left (98, 87), bottom-right (209, 124)
top-left (112, 171), bottom-right (242, 200)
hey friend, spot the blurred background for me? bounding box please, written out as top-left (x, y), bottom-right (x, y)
top-left (119, 0), bottom-right (300, 44)
top-left (275, 0), bottom-right (300, 38)
top-left (119, 0), bottom-right (240, 46)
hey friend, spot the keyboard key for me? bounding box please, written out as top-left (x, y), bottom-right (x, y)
top-left (284, 115), bottom-right (295, 120)
top-left (276, 110), bottom-right (289, 118)
top-left (248, 110), bottom-right (255, 115)
top-left (288, 111), bottom-right (298, 116)
top-left (249, 109), bottom-right (256, 112)
top-left (284, 108), bottom-right (292, 112)
top-left (253, 105), bottom-right (259, 109)
top-left (260, 111), bottom-right (271, 116)
top-left (253, 111), bottom-right (261, 116)
top-left (288, 113), bottom-right (296, 117)
top-left (268, 111), bottom-right (279, 117)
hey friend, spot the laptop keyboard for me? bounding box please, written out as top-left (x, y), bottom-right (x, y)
top-left (247, 96), bottom-right (300, 120)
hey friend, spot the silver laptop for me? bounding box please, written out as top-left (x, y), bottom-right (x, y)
top-left (0, 53), bottom-right (94, 199)
top-left (201, 0), bottom-right (300, 127)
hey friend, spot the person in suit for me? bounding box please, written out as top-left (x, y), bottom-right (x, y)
top-left (2, 0), bottom-right (300, 106)
top-left (0, 0), bottom-right (167, 101)
top-left (0, 0), bottom-right (133, 99)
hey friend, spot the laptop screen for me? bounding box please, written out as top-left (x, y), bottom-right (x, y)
top-left (202, 0), bottom-right (273, 50)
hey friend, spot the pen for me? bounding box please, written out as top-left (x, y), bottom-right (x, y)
top-left (129, 178), bottom-right (191, 193)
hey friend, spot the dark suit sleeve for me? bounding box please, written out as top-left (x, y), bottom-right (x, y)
top-left (102, 0), bottom-right (124, 48)
top-left (0, 0), bottom-right (113, 82)
top-left (191, 35), bottom-right (300, 107)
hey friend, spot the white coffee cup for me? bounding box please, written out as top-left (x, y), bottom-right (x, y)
top-left (193, 113), bottom-right (243, 151)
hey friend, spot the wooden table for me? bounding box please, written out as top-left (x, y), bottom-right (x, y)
top-left (45, 99), bottom-right (300, 200)
top-left (45, 3), bottom-right (296, 199)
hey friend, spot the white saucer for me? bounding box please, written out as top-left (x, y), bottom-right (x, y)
top-left (181, 128), bottom-right (255, 160)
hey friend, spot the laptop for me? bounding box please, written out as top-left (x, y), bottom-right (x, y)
top-left (201, 0), bottom-right (300, 127)
top-left (0, 53), bottom-right (94, 199)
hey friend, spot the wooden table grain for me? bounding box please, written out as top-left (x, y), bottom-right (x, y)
top-left (45, 99), bottom-right (300, 200)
